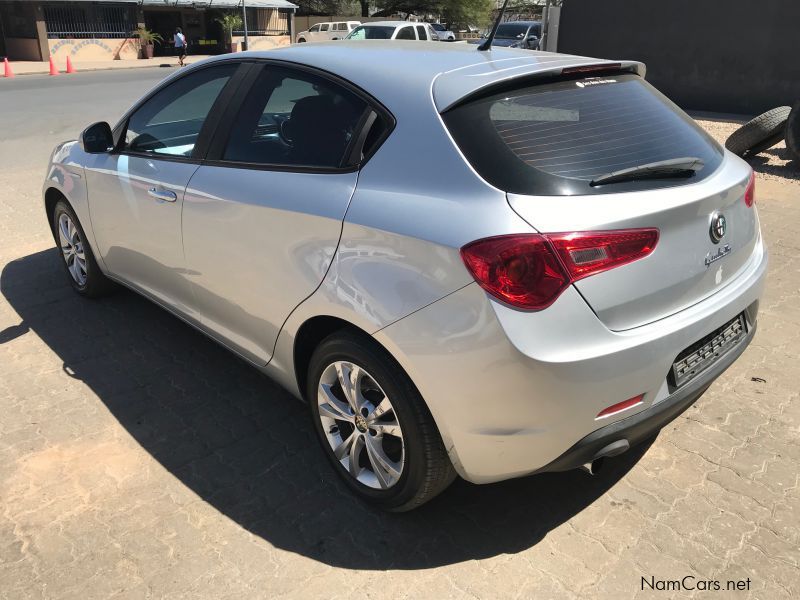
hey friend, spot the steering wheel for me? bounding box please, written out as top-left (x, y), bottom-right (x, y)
top-left (278, 118), bottom-right (293, 147)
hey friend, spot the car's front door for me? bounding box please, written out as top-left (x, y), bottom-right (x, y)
top-left (86, 62), bottom-right (242, 309)
top-left (181, 63), bottom-right (373, 364)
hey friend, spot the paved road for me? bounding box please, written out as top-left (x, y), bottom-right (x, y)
top-left (0, 68), bottom-right (172, 170)
top-left (0, 71), bottom-right (798, 599)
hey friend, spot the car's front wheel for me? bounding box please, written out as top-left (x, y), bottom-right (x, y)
top-left (52, 199), bottom-right (114, 298)
top-left (307, 331), bottom-right (455, 511)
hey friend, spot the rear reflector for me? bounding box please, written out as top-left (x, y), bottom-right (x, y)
top-left (744, 171), bottom-right (755, 207)
top-left (596, 394), bottom-right (645, 419)
top-left (461, 229), bottom-right (658, 310)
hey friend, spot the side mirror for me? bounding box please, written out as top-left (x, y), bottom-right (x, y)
top-left (79, 121), bottom-right (113, 153)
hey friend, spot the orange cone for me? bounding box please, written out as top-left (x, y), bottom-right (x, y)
top-left (3, 57), bottom-right (13, 78)
top-left (65, 56), bottom-right (76, 74)
top-left (48, 55), bottom-right (60, 76)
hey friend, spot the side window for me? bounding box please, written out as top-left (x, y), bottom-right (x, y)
top-left (349, 23), bottom-right (357, 30)
top-left (123, 64), bottom-right (237, 157)
top-left (222, 66), bottom-right (368, 169)
top-left (396, 26), bottom-right (414, 40)
top-left (335, 23), bottom-right (345, 31)
top-left (415, 25), bottom-right (427, 40)
top-left (309, 24), bottom-right (319, 32)
top-left (320, 23), bottom-right (329, 32)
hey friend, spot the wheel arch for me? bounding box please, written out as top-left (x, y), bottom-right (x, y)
top-left (293, 315), bottom-right (371, 400)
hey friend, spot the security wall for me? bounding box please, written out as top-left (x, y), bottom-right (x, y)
top-left (557, 0), bottom-right (800, 115)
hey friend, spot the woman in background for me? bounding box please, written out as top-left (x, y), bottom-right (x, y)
top-left (174, 27), bottom-right (187, 67)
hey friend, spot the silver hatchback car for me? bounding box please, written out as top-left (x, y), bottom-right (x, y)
top-left (44, 42), bottom-right (767, 511)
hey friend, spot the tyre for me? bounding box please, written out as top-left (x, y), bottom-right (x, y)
top-left (785, 102), bottom-right (800, 161)
top-left (725, 106), bottom-right (791, 157)
top-left (52, 199), bottom-right (114, 298)
top-left (307, 330), bottom-right (456, 511)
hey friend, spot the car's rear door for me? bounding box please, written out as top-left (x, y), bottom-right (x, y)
top-left (181, 62), bottom-right (374, 364)
top-left (86, 61), bottom-right (244, 310)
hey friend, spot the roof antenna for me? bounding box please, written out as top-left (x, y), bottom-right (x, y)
top-left (477, 0), bottom-right (510, 51)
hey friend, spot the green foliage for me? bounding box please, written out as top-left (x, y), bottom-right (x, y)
top-left (135, 26), bottom-right (163, 46)
top-left (216, 13), bottom-right (244, 34)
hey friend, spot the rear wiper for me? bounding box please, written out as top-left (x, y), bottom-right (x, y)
top-left (590, 157), bottom-right (704, 187)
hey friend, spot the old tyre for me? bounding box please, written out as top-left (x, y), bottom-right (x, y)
top-left (52, 199), bottom-right (114, 298)
top-left (308, 330), bottom-right (456, 511)
top-left (785, 102), bottom-right (800, 160)
top-left (725, 106), bottom-right (791, 157)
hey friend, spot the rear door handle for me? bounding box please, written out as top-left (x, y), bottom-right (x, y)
top-left (147, 187), bottom-right (177, 202)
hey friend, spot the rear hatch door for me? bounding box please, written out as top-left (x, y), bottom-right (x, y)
top-left (442, 71), bottom-right (760, 330)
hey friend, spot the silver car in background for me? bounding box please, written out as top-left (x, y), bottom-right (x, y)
top-left (43, 42), bottom-right (767, 511)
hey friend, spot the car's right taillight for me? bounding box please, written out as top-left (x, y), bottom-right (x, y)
top-left (744, 171), bottom-right (755, 207)
top-left (460, 228), bottom-right (659, 310)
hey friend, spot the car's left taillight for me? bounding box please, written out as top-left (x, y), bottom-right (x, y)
top-left (460, 229), bottom-right (659, 310)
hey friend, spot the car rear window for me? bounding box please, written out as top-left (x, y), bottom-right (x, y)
top-left (442, 73), bottom-right (724, 195)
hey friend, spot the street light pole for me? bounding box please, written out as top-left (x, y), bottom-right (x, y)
top-left (242, 1), bottom-right (249, 51)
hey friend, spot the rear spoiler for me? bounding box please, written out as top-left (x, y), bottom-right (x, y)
top-left (433, 56), bottom-right (646, 112)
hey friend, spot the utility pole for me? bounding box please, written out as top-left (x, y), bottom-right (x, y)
top-left (541, 0), bottom-right (550, 51)
top-left (242, 1), bottom-right (249, 51)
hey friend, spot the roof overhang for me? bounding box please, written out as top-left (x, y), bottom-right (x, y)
top-left (44, 1), bottom-right (299, 9)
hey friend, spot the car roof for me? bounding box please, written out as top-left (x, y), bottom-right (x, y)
top-left (360, 21), bottom-right (415, 28)
top-left (210, 42), bottom-right (644, 114)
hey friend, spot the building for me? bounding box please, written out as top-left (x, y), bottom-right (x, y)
top-left (0, 0), bottom-right (297, 62)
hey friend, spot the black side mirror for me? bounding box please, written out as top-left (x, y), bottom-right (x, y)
top-left (79, 121), bottom-right (113, 153)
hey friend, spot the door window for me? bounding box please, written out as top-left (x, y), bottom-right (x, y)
top-left (415, 25), bottom-right (427, 40)
top-left (395, 26), bottom-right (414, 40)
top-left (309, 24), bottom-right (320, 32)
top-left (222, 66), bottom-right (368, 169)
top-left (320, 23), bottom-right (329, 32)
top-left (123, 64), bottom-right (237, 158)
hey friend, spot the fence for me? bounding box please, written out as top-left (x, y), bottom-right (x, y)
top-left (43, 2), bottom-right (137, 39)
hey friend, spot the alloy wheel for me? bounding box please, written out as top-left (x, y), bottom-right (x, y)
top-left (57, 213), bottom-right (87, 286)
top-left (317, 361), bottom-right (405, 489)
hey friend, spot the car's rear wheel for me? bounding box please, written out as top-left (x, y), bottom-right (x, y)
top-left (52, 199), bottom-right (114, 298)
top-left (307, 331), bottom-right (455, 511)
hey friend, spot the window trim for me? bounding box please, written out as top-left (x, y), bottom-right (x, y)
top-left (201, 58), bottom-right (396, 175)
top-left (111, 60), bottom-right (254, 165)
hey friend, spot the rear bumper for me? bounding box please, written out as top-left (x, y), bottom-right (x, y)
top-left (537, 317), bottom-right (757, 473)
top-left (375, 238), bottom-right (767, 484)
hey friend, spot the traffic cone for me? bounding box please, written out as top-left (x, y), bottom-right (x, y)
top-left (3, 57), bottom-right (13, 78)
top-left (48, 55), bottom-right (60, 76)
top-left (65, 56), bottom-right (76, 74)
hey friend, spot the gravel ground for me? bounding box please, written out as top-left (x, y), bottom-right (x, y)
top-left (695, 116), bottom-right (799, 183)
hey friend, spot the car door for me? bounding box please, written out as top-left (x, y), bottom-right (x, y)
top-left (317, 22), bottom-right (330, 41)
top-left (181, 63), bottom-right (376, 364)
top-left (85, 62), bottom-right (243, 310)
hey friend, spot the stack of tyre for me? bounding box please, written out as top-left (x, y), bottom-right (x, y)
top-left (726, 103), bottom-right (800, 160)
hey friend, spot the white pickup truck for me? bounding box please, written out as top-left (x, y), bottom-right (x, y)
top-left (296, 21), bottom-right (361, 43)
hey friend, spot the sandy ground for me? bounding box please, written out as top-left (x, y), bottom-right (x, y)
top-left (695, 116), bottom-right (799, 183)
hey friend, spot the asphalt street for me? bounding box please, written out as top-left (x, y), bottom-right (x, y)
top-left (0, 68), bottom-right (173, 169)
top-left (0, 69), bottom-right (798, 599)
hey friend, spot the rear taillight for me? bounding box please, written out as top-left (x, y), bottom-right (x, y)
top-left (744, 171), bottom-right (755, 207)
top-left (460, 229), bottom-right (658, 310)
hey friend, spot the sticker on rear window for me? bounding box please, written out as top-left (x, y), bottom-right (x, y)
top-left (576, 79), bottom-right (617, 88)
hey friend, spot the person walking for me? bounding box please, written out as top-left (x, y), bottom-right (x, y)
top-left (174, 27), bottom-right (187, 67)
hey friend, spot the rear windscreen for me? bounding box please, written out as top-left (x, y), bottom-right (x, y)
top-left (443, 73), bottom-right (723, 195)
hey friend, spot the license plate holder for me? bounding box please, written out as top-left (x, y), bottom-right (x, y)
top-left (669, 313), bottom-right (747, 390)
